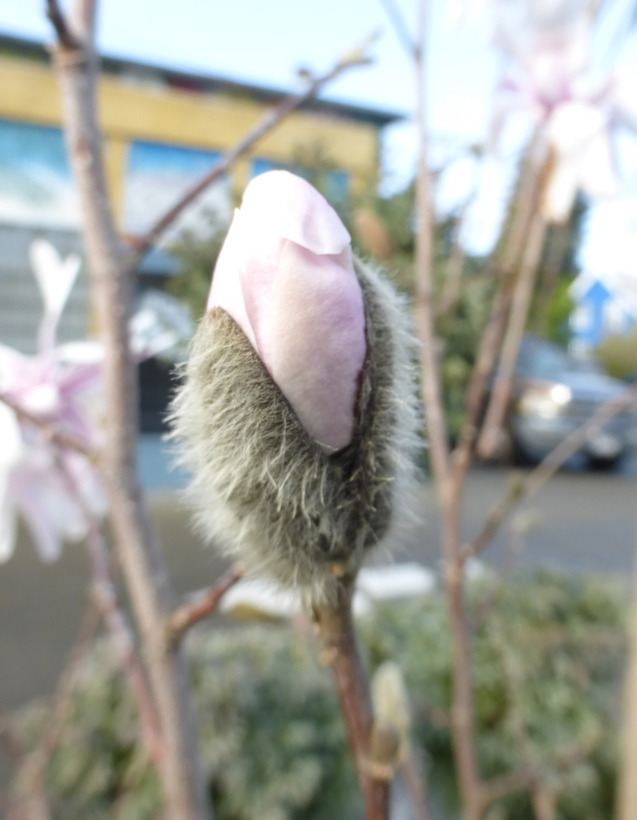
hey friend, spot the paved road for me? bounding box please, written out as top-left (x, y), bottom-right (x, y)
top-left (1, 465), bottom-right (636, 716)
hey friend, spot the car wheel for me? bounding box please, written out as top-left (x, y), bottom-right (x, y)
top-left (587, 453), bottom-right (623, 472)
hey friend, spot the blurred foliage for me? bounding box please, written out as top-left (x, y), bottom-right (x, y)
top-left (166, 210), bottom-right (226, 322)
top-left (595, 327), bottom-right (637, 381)
top-left (13, 573), bottom-right (626, 819)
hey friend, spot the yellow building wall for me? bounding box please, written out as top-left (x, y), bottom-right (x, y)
top-left (0, 55), bottom-right (379, 221)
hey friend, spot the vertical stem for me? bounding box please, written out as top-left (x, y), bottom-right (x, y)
top-left (316, 583), bottom-right (390, 820)
top-left (450, 130), bottom-right (544, 492)
top-left (477, 212), bottom-right (547, 459)
top-left (50, 7), bottom-right (211, 817)
top-left (411, 4), bottom-right (482, 817)
top-left (619, 555), bottom-right (637, 820)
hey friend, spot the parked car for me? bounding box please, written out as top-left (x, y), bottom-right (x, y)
top-left (500, 335), bottom-right (637, 469)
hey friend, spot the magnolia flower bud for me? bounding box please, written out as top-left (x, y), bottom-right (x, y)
top-left (171, 171), bottom-right (421, 601)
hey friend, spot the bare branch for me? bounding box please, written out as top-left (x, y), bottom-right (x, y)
top-left (129, 40), bottom-right (375, 262)
top-left (56, 458), bottom-right (163, 768)
top-left (450, 128), bottom-right (544, 493)
top-left (165, 565), bottom-right (245, 645)
top-left (379, 0), bottom-right (417, 55)
top-left (0, 392), bottom-right (98, 462)
top-left (399, 753), bottom-right (429, 820)
top-left (49, 3), bottom-right (212, 813)
top-left (523, 387), bottom-right (637, 497)
top-left (461, 385), bottom-right (637, 563)
top-left (315, 581), bottom-right (391, 820)
top-left (45, 0), bottom-right (78, 49)
top-left (16, 601), bottom-right (100, 801)
top-left (477, 211), bottom-right (548, 459)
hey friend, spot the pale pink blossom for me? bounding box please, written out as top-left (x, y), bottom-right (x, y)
top-left (0, 241), bottom-right (107, 562)
top-left (208, 170), bottom-right (367, 453)
top-left (488, 0), bottom-right (636, 222)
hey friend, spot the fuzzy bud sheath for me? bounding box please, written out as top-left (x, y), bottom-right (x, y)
top-left (170, 171), bottom-right (421, 603)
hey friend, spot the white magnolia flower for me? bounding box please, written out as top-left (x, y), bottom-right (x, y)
top-left (0, 241), bottom-right (107, 562)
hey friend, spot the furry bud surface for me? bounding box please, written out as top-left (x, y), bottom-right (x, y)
top-left (171, 175), bottom-right (421, 602)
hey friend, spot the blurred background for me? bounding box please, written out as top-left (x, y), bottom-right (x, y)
top-left (1, 1), bottom-right (637, 817)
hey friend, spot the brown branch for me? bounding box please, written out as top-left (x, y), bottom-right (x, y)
top-left (461, 385), bottom-right (637, 563)
top-left (619, 544), bottom-right (637, 818)
top-left (315, 581), bottom-right (391, 820)
top-left (56, 457), bottom-right (164, 769)
top-left (450, 129), bottom-right (544, 493)
top-left (165, 565), bottom-right (244, 645)
top-left (49, 5), bottom-right (212, 815)
top-left (0, 714), bottom-right (25, 769)
top-left (379, 0), bottom-right (417, 55)
top-left (0, 392), bottom-right (98, 462)
top-left (436, 160), bottom-right (484, 320)
top-left (477, 211), bottom-right (548, 459)
top-left (15, 601), bottom-right (100, 806)
top-left (45, 0), bottom-right (78, 49)
top-left (399, 753), bottom-right (429, 820)
top-left (128, 40), bottom-right (374, 262)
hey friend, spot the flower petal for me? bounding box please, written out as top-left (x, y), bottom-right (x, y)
top-left (208, 172), bottom-right (367, 452)
top-left (260, 242), bottom-right (366, 451)
top-left (0, 403), bottom-right (22, 563)
top-left (241, 170), bottom-right (351, 255)
top-left (29, 240), bottom-right (81, 352)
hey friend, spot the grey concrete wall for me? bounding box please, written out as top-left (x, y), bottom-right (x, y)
top-left (0, 222), bottom-right (90, 354)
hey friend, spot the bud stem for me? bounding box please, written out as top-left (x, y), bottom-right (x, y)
top-left (315, 581), bottom-right (391, 820)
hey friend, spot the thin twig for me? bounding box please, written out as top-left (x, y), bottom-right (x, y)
top-left (50, 3), bottom-right (213, 814)
top-left (450, 128), bottom-right (544, 493)
top-left (461, 385), bottom-right (637, 563)
top-left (477, 211), bottom-right (548, 459)
top-left (45, 0), bottom-right (78, 49)
top-left (0, 392), bottom-right (98, 461)
top-left (315, 580), bottom-right (391, 820)
top-left (16, 601), bottom-right (101, 800)
top-left (436, 158), bottom-right (484, 319)
top-left (379, 0), bottom-right (416, 54)
top-left (399, 753), bottom-right (429, 820)
top-left (0, 714), bottom-right (25, 769)
top-left (129, 40), bottom-right (374, 262)
top-left (57, 458), bottom-right (164, 769)
top-left (165, 565), bottom-right (245, 645)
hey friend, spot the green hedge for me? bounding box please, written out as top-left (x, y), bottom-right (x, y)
top-left (14, 572), bottom-right (627, 819)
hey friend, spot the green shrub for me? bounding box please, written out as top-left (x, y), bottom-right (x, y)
top-left (13, 573), bottom-right (626, 819)
top-left (595, 328), bottom-right (637, 381)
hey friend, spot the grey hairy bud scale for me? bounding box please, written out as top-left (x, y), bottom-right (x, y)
top-left (170, 258), bottom-right (422, 603)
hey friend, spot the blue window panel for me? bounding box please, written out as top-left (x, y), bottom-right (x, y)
top-left (124, 140), bottom-right (226, 235)
top-left (0, 119), bottom-right (79, 226)
top-left (251, 158), bottom-right (350, 205)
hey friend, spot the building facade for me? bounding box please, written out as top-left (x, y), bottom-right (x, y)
top-left (0, 33), bottom-right (398, 356)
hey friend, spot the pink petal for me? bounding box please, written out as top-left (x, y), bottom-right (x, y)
top-left (29, 240), bottom-right (81, 353)
top-left (0, 404), bottom-right (22, 562)
top-left (208, 172), bottom-right (367, 452)
top-left (262, 242), bottom-right (366, 451)
top-left (241, 170), bottom-right (351, 255)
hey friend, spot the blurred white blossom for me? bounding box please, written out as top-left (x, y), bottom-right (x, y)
top-left (0, 241), bottom-right (107, 562)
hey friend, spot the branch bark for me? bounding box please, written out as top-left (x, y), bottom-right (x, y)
top-left (315, 581), bottom-right (391, 820)
top-left (462, 384), bottom-right (637, 563)
top-left (477, 211), bottom-right (548, 459)
top-left (166, 565), bottom-right (244, 645)
top-left (129, 42), bottom-right (373, 262)
top-left (15, 602), bottom-right (100, 815)
top-left (48, 3), bottom-right (211, 816)
top-left (450, 130), bottom-right (544, 492)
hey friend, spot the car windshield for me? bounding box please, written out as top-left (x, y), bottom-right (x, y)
top-left (519, 341), bottom-right (603, 380)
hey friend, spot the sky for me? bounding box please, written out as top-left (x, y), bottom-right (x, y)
top-left (0, 0), bottom-right (636, 276)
